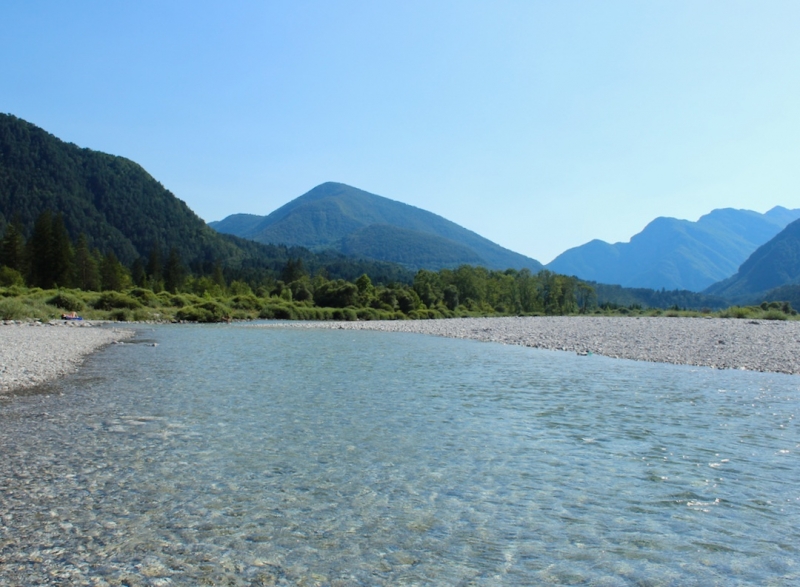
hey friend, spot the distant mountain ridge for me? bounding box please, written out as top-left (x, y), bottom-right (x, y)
top-left (704, 218), bottom-right (800, 303)
top-left (546, 206), bottom-right (800, 292)
top-left (211, 182), bottom-right (544, 272)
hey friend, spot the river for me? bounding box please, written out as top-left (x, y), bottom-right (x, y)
top-left (1, 323), bottom-right (798, 585)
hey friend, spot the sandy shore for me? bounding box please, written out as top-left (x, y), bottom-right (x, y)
top-left (0, 321), bottom-right (135, 395)
top-left (274, 316), bottom-right (800, 375)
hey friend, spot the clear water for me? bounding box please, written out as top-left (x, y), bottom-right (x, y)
top-left (1, 324), bottom-right (798, 586)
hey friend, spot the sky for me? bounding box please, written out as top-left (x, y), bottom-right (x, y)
top-left (2, 1), bottom-right (799, 263)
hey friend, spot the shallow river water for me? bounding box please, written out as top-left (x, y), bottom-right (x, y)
top-left (1, 323), bottom-right (798, 586)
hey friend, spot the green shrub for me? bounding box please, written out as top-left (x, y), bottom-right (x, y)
top-left (230, 294), bottom-right (262, 311)
top-left (48, 292), bottom-right (85, 312)
top-left (331, 308), bottom-right (357, 321)
top-left (0, 286), bottom-right (25, 298)
top-left (176, 300), bottom-right (231, 323)
top-left (720, 306), bottom-right (753, 319)
top-left (128, 288), bottom-right (159, 306)
top-left (762, 309), bottom-right (788, 321)
top-left (259, 303), bottom-right (296, 320)
top-left (0, 267), bottom-right (24, 287)
top-left (0, 297), bottom-right (28, 320)
top-left (94, 292), bottom-right (142, 311)
top-left (107, 308), bottom-right (132, 321)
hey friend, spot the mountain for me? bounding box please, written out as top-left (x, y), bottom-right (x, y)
top-left (546, 207), bottom-right (800, 292)
top-left (210, 182), bottom-right (544, 272)
top-left (0, 113), bottom-right (415, 284)
top-left (704, 219), bottom-right (800, 303)
top-left (0, 113), bottom-right (249, 266)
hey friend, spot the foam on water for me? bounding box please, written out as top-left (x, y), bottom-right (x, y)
top-left (1, 324), bottom-right (798, 585)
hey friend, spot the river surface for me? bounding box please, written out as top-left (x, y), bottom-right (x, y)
top-left (1, 323), bottom-right (798, 586)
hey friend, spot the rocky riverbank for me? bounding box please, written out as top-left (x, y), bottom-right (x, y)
top-left (0, 321), bottom-right (135, 395)
top-left (274, 316), bottom-right (800, 375)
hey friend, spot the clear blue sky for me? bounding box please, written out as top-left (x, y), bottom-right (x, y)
top-left (2, 1), bottom-right (799, 263)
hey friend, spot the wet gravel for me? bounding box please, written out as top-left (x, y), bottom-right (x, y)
top-left (0, 321), bottom-right (135, 395)
top-left (276, 316), bottom-right (800, 375)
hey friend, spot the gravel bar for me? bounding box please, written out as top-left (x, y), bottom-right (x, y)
top-left (0, 321), bottom-right (135, 395)
top-left (273, 316), bottom-right (800, 375)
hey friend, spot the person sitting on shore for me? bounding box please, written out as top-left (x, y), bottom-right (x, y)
top-left (61, 311), bottom-right (78, 320)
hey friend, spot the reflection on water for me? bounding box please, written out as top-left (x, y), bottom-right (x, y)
top-left (1, 324), bottom-right (798, 585)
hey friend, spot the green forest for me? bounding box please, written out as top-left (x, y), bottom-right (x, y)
top-left (1, 210), bottom-right (796, 323)
top-left (0, 209), bottom-right (591, 321)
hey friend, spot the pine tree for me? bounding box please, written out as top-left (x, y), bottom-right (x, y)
top-left (131, 257), bottom-right (147, 287)
top-left (100, 251), bottom-right (129, 291)
top-left (50, 213), bottom-right (73, 287)
top-left (72, 233), bottom-right (100, 291)
top-left (27, 211), bottom-right (54, 288)
top-left (0, 220), bottom-right (26, 273)
top-left (163, 247), bottom-right (184, 293)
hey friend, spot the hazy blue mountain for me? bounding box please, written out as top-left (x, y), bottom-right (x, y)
top-left (208, 213), bottom-right (264, 237)
top-left (211, 182), bottom-right (543, 271)
top-left (546, 207), bottom-right (800, 291)
top-left (704, 219), bottom-right (800, 303)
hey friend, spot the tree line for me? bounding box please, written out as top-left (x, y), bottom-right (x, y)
top-left (0, 210), bottom-right (598, 319)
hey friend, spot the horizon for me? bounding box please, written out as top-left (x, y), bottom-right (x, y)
top-left (2, 2), bottom-right (799, 263)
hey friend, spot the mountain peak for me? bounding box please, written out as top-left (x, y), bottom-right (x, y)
top-left (547, 206), bottom-right (800, 291)
top-left (211, 183), bottom-right (543, 272)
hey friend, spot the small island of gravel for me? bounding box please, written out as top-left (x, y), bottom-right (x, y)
top-left (270, 316), bottom-right (800, 375)
top-left (0, 322), bottom-right (135, 395)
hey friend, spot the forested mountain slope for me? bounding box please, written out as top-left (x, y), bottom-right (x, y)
top-left (210, 182), bottom-right (544, 272)
top-left (546, 207), bottom-right (800, 291)
top-left (0, 114), bottom-right (415, 284)
top-left (704, 219), bottom-right (800, 303)
top-left (0, 113), bottom-right (247, 265)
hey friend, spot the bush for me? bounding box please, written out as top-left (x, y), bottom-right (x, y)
top-left (128, 288), bottom-right (159, 306)
top-left (0, 297), bottom-right (28, 320)
top-left (315, 280), bottom-right (359, 308)
top-left (48, 292), bottom-right (85, 312)
top-left (93, 292), bottom-right (142, 311)
top-left (762, 309), bottom-right (788, 321)
top-left (330, 308), bottom-right (358, 321)
top-left (720, 306), bottom-right (753, 319)
top-left (0, 267), bottom-right (24, 287)
top-left (230, 294), bottom-right (262, 311)
top-left (259, 303), bottom-right (296, 320)
top-left (176, 300), bottom-right (231, 323)
top-left (107, 308), bottom-right (132, 321)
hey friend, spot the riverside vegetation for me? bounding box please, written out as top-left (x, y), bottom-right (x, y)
top-left (1, 210), bottom-right (796, 323)
top-left (0, 262), bottom-right (796, 324)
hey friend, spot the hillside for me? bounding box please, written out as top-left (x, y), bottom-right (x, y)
top-left (546, 207), bottom-right (800, 292)
top-left (210, 182), bottom-right (544, 272)
top-left (0, 113), bottom-right (247, 266)
top-left (0, 114), bottom-right (415, 284)
top-left (704, 219), bottom-right (800, 303)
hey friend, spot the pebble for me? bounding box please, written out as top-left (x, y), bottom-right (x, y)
top-left (0, 322), bottom-right (135, 394)
top-left (270, 316), bottom-right (800, 375)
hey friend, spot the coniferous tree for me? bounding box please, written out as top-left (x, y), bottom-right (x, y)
top-left (50, 213), bottom-right (73, 287)
top-left (281, 258), bottom-right (306, 284)
top-left (163, 247), bottom-right (185, 293)
top-left (211, 261), bottom-right (226, 290)
top-left (0, 220), bottom-right (26, 273)
top-left (26, 211), bottom-right (56, 288)
top-left (25, 211), bottom-right (73, 288)
top-left (147, 244), bottom-right (162, 284)
top-left (72, 233), bottom-right (100, 291)
top-left (131, 257), bottom-right (147, 287)
top-left (100, 251), bottom-right (129, 291)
